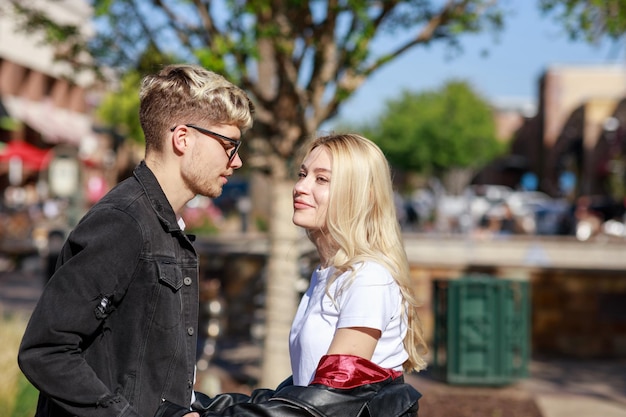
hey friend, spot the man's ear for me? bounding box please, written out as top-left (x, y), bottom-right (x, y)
top-left (171, 126), bottom-right (188, 155)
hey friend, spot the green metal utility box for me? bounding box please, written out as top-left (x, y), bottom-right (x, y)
top-left (432, 276), bottom-right (530, 385)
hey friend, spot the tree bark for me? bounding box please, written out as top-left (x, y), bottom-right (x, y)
top-left (260, 163), bottom-right (301, 388)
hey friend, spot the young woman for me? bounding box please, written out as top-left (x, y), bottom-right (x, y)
top-left (156, 133), bottom-right (426, 417)
top-left (290, 133), bottom-right (428, 388)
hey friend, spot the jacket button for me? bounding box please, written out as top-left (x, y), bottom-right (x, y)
top-left (184, 277), bottom-right (192, 285)
top-left (187, 327), bottom-right (194, 335)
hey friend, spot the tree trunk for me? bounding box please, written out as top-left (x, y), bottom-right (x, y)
top-left (260, 167), bottom-right (300, 388)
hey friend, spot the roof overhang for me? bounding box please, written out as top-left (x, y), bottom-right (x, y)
top-left (1, 95), bottom-right (93, 146)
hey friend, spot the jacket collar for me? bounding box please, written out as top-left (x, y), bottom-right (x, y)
top-left (133, 161), bottom-right (181, 233)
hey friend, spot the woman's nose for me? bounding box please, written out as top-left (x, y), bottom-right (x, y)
top-left (294, 178), bottom-right (308, 194)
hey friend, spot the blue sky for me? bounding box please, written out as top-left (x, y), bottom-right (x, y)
top-left (332, 1), bottom-right (625, 125)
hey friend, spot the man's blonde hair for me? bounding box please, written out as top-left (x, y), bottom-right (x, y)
top-left (139, 64), bottom-right (254, 153)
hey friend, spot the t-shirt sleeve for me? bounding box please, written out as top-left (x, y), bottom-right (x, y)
top-left (335, 262), bottom-right (400, 331)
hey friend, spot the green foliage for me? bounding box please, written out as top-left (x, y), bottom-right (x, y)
top-left (540, 0), bottom-right (626, 43)
top-left (0, 312), bottom-right (37, 417)
top-left (0, 117), bottom-right (20, 131)
top-left (365, 80), bottom-right (504, 176)
top-left (255, 215), bottom-right (269, 232)
top-left (11, 376), bottom-right (39, 417)
top-left (95, 71), bottom-right (143, 144)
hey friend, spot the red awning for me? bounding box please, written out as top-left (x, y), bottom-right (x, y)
top-left (0, 140), bottom-right (51, 170)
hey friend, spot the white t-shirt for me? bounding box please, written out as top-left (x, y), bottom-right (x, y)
top-left (178, 216), bottom-right (196, 407)
top-left (289, 261), bottom-right (408, 386)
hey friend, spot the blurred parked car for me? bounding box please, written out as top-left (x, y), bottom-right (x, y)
top-left (533, 199), bottom-right (574, 235)
top-left (503, 191), bottom-right (570, 235)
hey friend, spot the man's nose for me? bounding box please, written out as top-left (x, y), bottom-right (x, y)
top-left (229, 152), bottom-right (243, 169)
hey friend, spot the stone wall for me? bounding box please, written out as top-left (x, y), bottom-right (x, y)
top-left (531, 269), bottom-right (626, 358)
top-left (409, 263), bottom-right (626, 359)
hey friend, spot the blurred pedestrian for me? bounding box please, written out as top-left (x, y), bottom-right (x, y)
top-left (18, 63), bottom-right (254, 417)
top-left (496, 203), bottom-right (521, 235)
top-left (574, 195), bottom-right (602, 241)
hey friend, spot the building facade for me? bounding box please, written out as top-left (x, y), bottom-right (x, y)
top-left (0, 0), bottom-right (119, 255)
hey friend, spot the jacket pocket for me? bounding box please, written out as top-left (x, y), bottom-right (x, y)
top-left (152, 259), bottom-right (183, 329)
top-left (157, 259), bottom-right (183, 290)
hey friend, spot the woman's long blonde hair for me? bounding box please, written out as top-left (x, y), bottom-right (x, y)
top-left (300, 133), bottom-right (428, 372)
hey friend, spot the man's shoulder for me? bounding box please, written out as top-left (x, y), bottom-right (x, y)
top-left (97, 176), bottom-right (143, 207)
top-left (79, 177), bottom-right (151, 226)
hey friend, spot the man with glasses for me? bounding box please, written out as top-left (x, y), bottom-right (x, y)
top-left (18, 64), bottom-right (254, 417)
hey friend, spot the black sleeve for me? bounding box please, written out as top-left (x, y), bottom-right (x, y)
top-left (18, 207), bottom-right (144, 417)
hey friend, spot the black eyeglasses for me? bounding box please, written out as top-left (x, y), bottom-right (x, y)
top-left (171, 124), bottom-right (242, 163)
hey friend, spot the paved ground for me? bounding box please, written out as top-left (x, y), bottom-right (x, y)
top-left (3, 261), bottom-right (626, 417)
top-left (409, 358), bottom-right (626, 417)
top-left (520, 359), bottom-right (626, 417)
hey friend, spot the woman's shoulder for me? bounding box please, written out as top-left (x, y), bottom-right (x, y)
top-left (352, 261), bottom-right (395, 285)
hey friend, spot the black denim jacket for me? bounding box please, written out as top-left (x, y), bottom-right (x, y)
top-left (18, 161), bottom-right (199, 417)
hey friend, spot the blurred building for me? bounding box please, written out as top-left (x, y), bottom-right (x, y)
top-left (480, 64), bottom-right (626, 205)
top-left (0, 0), bottom-right (96, 148)
top-left (0, 0), bottom-right (119, 255)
